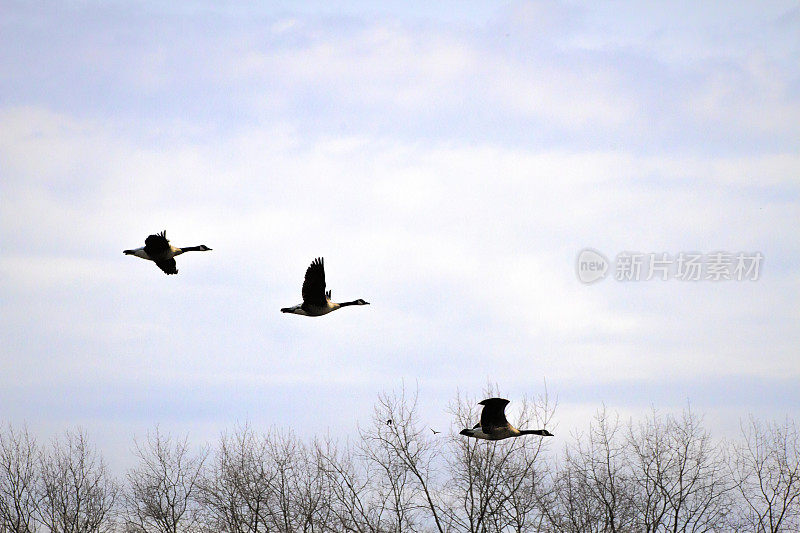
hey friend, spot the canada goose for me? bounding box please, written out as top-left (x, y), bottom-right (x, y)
top-left (431, 428), bottom-right (441, 435)
top-left (281, 257), bottom-right (369, 316)
top-left (459, 398), bottom-right (553, 440)
top-left (123, 230), bottom-right (211, 275)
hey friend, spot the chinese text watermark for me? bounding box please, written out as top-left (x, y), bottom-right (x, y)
top-left (576, 249), bottom-right (763, 284)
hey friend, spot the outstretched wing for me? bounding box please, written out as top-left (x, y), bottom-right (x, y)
top-left (302, 257), bottom-right (327, 305)
top-left (479, 398), bottom-right (511, 434)
top-left (144, 231), bottom-right (170, 257)
top-left (155, 258), bottom-right (178, 275)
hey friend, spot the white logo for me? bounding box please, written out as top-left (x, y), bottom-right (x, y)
top-left (576, 248), bottom-right (609, 284)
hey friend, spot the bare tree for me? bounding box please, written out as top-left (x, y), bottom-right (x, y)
top-left (634, 408), bottom-right (734, 532)
top-left (548, 406), bottom-right (735, 533)
top-left (547, 448), bottom-right (608, 533)
top-left (314, 436), bottom-right (379, 532)
top-left (732, 416), bottom-right (800, 533)
top-left (199, 425), bottom-right (335, 533)
top-left (358, 387), bottom-right (447, 533)
top-left (198, 424), bottom-right (275, 533)
top-left (626, 407), bottom-right (673, 533)
top-left (0, 424), bottom-right (39, 533)
top-left (291, 438), bottom-right (336, 532)
top-left (123, 427), bottom-right (206, 533)
top-left (37, 429), bottom-right (117, 533)
top-left (550, 406), bottom-right (636, 533)
top-left (9, 393), bottom-right (800, 533)
top-left (259, 429), bottom-right (330, 532)
top-left (622, 406), bottom-right (738, 533)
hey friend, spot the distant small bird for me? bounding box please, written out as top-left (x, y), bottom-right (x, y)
top-left (460, 398), bottom-right (553, 440)
top-left (123, 230), bottom-right (211, 275)
top-left (386, 419), bottom-right (393, 425)
top-left (281, 257), bottom-right (369, 316)
top-left (430, 428), bottom-right (441, 435)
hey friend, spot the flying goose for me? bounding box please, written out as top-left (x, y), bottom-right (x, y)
top-left (281, 257), bottom-right (369, 316)
top-left (123, 230), bottom-right (211, 275)
top-left (459, 398), bottom-right (553, 440)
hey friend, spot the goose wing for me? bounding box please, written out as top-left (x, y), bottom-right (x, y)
top-left (302, 257), bottom-right (327, 306)
top-left (479, 398), bottom-right (511, 433)
top-left (144, 231), bottom-right (170, 258)
top-left (155, 258), bottom-right (178, 275)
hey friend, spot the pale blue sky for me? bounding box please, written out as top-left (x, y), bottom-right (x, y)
top-left (1, 1), bottom-right (798, 471)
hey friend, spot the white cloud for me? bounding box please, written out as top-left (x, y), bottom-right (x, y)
top-left (2, 106), bottom-right (796, 393)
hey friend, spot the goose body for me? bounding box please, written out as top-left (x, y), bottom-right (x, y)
top-left (460, 398), bottom-right (553, 441)
top-left (123, 230), bottom-right (211, 275)
top-left (281, 257), bottom-right (369, 316)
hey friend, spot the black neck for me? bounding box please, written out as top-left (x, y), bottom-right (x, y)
top-left (180, 246), bottom-right (205, 252)
top-left (520, 429), bottom-right (549, 436)
top-left (338, 300), bottom-right (362, 307)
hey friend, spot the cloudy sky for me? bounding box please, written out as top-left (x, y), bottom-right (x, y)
top-left (1, 0), bottom-right (798, 471)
